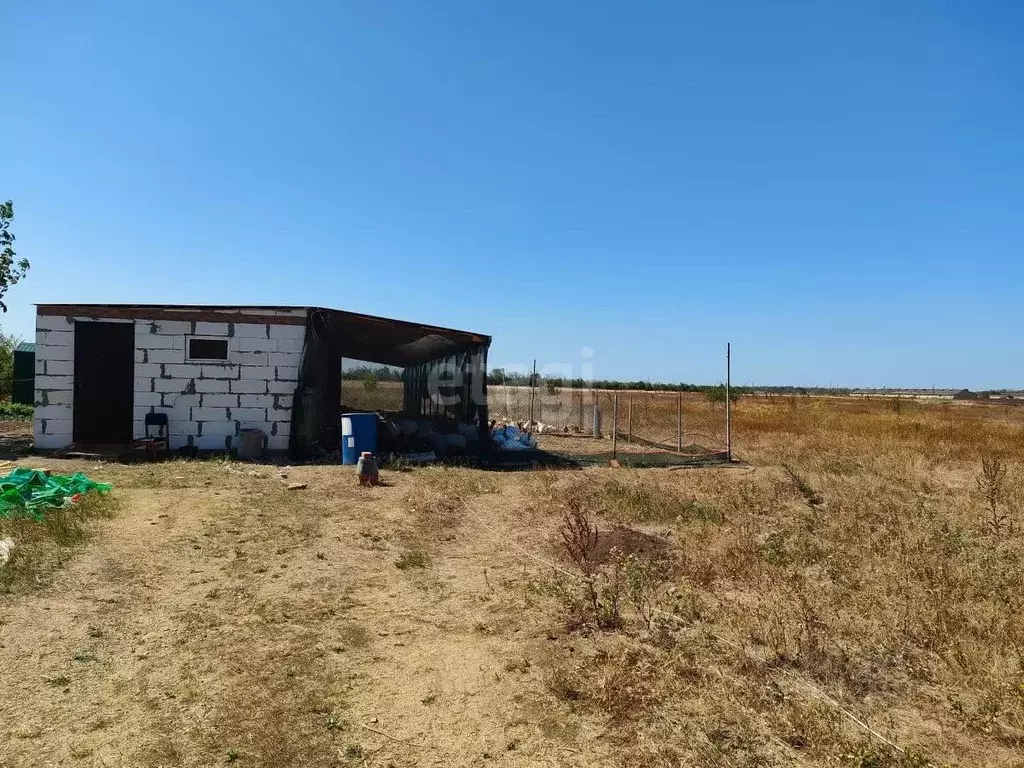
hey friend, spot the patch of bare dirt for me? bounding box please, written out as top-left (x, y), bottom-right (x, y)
top-left (0, 459), bottom-right (612, 768)
top-left (589, 524), bottom-right (671, 566)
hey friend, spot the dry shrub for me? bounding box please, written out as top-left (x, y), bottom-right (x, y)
top-left (976, 456), bottom-right (1015, 536)
top-left (559, 492), bottom-right (622, 629)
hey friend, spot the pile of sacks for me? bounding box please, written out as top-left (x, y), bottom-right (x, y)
top-left (491, 423), bottom-right (537, 451)
top-left (389, 417), bottom-right (478, 456)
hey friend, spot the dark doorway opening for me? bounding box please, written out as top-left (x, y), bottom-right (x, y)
top-left (73, 321), bottom-right (135, 444)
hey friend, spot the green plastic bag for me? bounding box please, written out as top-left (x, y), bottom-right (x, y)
top-left (0, 467), bottom-right (112, 521)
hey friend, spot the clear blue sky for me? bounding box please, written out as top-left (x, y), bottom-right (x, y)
top-left (5, 2), bottom-right (1022, 388)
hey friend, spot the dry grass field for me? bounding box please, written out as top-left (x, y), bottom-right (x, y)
top-left (1, 397), bottom-right (1022, 767)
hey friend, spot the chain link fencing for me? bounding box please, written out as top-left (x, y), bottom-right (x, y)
top-left (336, 359), bottom-right (732, 467)
top-left (487, 384), bottom-right (730, 466)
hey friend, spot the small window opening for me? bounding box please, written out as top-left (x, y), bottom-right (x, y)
top-left (188, 337), bottom-right (228, 361)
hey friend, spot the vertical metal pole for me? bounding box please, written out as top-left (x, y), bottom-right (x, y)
top-left (676, 390), bottom-right (682, 452)
top-left (503, 368), bottom-right (509, 420)
top-left (578, 385), bottom-right (583, 433)
top-left (612, 391), bottom-right (619, 459)
top-left (592, 389), bottom-right (600, 437)
top-left (726, 342), bottom-right (732, 461)
top-left (627, 394), bottom-right (633, 443)
top-left (529, 359), bottom-right (537, 425)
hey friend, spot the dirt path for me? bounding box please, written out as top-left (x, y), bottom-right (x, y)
top-left (0, 461), bottom-right (607, 768)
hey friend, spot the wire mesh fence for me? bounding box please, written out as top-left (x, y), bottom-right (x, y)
top-left (487, 384), bottom-right (730, 464)
top-left (336, 352), bottom-right (733, 467)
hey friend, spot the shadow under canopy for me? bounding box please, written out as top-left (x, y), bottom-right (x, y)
top-left (293, 308), bottom-right (491, 457)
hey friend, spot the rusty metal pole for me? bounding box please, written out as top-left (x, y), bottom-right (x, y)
top-left (676, 390), bottom-right (682, 452)
top-left (627, 393), bottom-right (633, 443)
top-left (612, 391), bottom-right (618, 460)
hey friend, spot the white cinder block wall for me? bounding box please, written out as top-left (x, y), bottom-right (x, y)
top-left (34, 314), bottom-right (100, 450)
top-left (34, 309), bottom-right (307, 452)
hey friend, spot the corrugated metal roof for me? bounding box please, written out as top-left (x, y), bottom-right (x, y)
top-left (14, 342), bottom-right (35, 353)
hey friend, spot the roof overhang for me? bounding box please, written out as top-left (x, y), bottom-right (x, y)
top-left (312, 307), bottom-right (490, 367)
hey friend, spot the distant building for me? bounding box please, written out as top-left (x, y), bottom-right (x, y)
top-left (850, 389), bottom-right (957, 400)
top-left (12, 342), bottom-right (35, 405)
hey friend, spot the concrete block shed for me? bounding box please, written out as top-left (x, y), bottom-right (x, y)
top-left (33, 304), bottom-right (491, 456)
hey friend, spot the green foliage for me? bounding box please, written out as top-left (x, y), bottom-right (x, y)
top-left (341, 364), bottom-right (402, 382)
top-left (0, 201), bottom-right (30, 313)
top-left (0, 402), bottom-right (32, 421)
top-left (705, 384), bottom-right (743, 403)
top-left (362, 370), bottom-right (378, 392)
top-left (0, 329), bottom-right (18, 402)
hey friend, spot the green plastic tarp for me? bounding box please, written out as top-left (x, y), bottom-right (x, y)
top-left (0, 467), bottom-right (112, 521)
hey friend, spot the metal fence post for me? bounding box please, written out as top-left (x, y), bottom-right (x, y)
top-left (612, 391), bottom-right (618, 459)
top-left (529, 359), bottom-right (537, 425)
top-left (676, 390), bottom-right (682, 452)
top-left (578, 386), bottom-right (583, 433)
top-left (627, 393), bottom-right (633, 443)
top-left (726, 342), bottom-right (732, 461)
top-left (592, 390), bottom-right (600, 437)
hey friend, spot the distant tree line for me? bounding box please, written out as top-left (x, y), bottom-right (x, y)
top-left (342, 363), bottom-right (851, 401)
top-left (486, 369), bottom-right (849, 396)
top-left (341, 365), bottom-right (404, 382)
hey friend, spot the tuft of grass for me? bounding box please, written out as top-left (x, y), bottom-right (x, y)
top-left (0, 491), bottom-right (117, 593)
top-left (343, 743), bottom-right (364, 760)
top-left (394, 550), bottom-right (429, 570)
top-left (325, 714), bottom-right (348, 731)
top-left (566, 474), bottom-right (723, 525)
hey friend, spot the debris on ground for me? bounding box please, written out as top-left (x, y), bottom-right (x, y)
top-left (491, 424), bottom-right (537, 451)
top-left (0, 536), bottom-right (14, 567)
top-left (286, 483), bottom-right (308, 491)
top-left (0, 468), bottom-right (112, 520)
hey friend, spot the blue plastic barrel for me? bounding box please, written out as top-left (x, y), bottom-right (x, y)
top-left (341, 413), bottom-right (378, 465)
